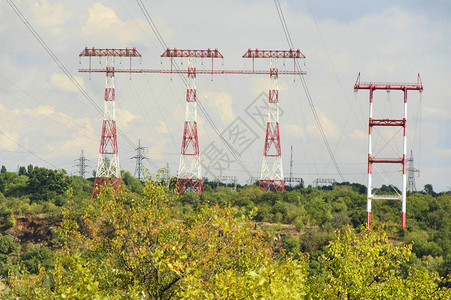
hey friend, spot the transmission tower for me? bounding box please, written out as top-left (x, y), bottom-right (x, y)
top-left (131, 139), bottom-right (148, 182)
top-left (243, 49), bottom-right (305, 192)
top-left (79, 48), bottom-right (305, 194)
top-left (354, 73), bottom-right (423, 229)
top-left (79, 47), bottom-right (142, 197)
top-left (407, 150), bottom-right (420, 192)
top-left (161, 48), bottom-right (223, 194)
top-left (74, 150), bottom-right (89, 178)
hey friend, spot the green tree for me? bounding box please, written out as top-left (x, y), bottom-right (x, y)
top-left (27, 167), bottom-right (71, 204)
top-left (309, 226), bottom-right (450, 299)
top-left (5, 175), bottom-right (309, 299)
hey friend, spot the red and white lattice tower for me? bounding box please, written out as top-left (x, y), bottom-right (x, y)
top-left (243, 49), bottom-right (305, 192)
top-left (79, 47), bottom-right (142, 197)
top-left (161, 48), bottom-right (223, 194)
top-left (354, 73), bottom-right (423, 229)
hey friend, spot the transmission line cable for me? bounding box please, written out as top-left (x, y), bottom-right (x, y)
top-left (136, 0), bottom-right (254, 179)
top-left (274, 0), bottom-right (345, 181)
top-left (6, 0), bottom-right (159, 168)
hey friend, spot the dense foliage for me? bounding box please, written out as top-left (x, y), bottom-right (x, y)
top-left (0, 165), bottom-right (449, 298)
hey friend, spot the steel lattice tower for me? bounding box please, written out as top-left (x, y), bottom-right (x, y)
top-left (79, 47), bottom-right (142, 197)
top-left (354, 73), bottom-right (423, 229)
top-left (407, 150), bottom-right (420, 193)
top-left (74, 150), bottom-right (89, 178)
top-left (243, 49), bottom-right (305, 192)
top-left (131, 139), bottom-right (147, 182)
top-left (161, 48), bottom-right (223, 194)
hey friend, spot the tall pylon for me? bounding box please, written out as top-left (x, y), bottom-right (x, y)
top-left (161, 48), bottom-right (223, 194)
top-left (74, 150), bottom-right (89, 178)
top-left (79, 47), bottom-right (142, 197)
top-left (131, 139), bottom-right (147, 182)
top-left (407, 150), bottom-right (420, 192)
top-left (354, 73), bottom-right (423, 229)
top-left (243, 49), bottom-right (305, 192)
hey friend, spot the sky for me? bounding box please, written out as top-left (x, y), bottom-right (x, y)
top-left (0, 0), bottom-right (450, 192)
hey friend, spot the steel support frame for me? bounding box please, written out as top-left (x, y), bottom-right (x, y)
top-left (355, 74), bottom-right (423, 229)
top-left (93, 55), bottom-right (121, 197)
top-left (177, 57), bottom-right (203, 194)
top-left (259, 58), bottom-right (285, 191)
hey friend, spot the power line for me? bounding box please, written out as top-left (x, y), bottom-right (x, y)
top-left (7, 0), bottom-right (159, 168)
top-left (274, 0), bottom-right (345, 181)
top-left (0, 130), bottom-right (57, 168)
top-left (136, 0), bottom-right (254, 179)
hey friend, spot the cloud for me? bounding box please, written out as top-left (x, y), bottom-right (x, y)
top-left (50, 73), bottom-right (85, 92)
top-left (116, 108), bottom-right (143, 127)
top-left (82, 3), bottom-right (148, 44)
top-left (284, 124), bottom-right (305, 137)
top-left (200, 91), bottom-right (235, 124)
top-left (32, 0), bottom-right (72, 28)
top-left (307, 110), bottom-right (339, 137)
top-left (0, 130), bottom-right (19, 151)
top-left (149, 138), bottom-right (169, 160)
top-left (351, 129), bottom-right (367, 139)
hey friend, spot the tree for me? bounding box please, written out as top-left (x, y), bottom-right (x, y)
top-left (18, 166), bottom-right (27, 176)
top-left (309, 226), bottom-right (450, 299)
top-left (27, 167), bottom-right (71, 204)
top-left (424, 184), bottom-right (435, 196)
top-left (5, 174), bottom-right (309, 299)
top-left (1, 166), bottom-right (6, 174)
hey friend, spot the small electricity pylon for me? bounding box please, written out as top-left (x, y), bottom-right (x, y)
top-left (74, 150), bottom-right (90, 178)
top-left (131, 139), bottom-right (148, 182)
top-left (406, 150), bottom-right (420, 193)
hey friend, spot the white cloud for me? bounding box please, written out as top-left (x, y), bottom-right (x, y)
top-left (307, 110), bottom-right (339, 137)
top-left (50, 73), bottom-right (85, 92)
top-left (82, 3), bottom-right (148, 44)
top-left (284, 124), bottom-right (305, 137)
top-left (200, 91), bottom-right (235, 124)
top-left (32, 0), bottom-right (72, 28)
top-left (0, 130), bottom-right (19, 151)
top-left (351, 129), bottom-right (367, 140)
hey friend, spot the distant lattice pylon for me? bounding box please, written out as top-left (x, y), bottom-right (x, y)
top-left (407, 150), bottom-right (420, 192)
top-left (74, 150), bottom-right (89, 178)
top-left (131, 139), bottom-right (147, 182)
top-left (79, 47), bottom-right (142, 197)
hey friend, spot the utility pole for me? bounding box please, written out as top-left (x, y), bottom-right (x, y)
top-left (284, 145), bottom-right (303, 188)
top-left (131, 139), bottom-right (147, 182)
top-left (406, 150), bottom-right (420, 192)
top-left (74, 150), bottom-right (89, 178)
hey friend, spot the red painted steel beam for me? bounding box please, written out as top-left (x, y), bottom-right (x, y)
top-left (370, 119), bottom-right (405, 126)
top-left (242, 49), bottom-right (305, 59)
top-left (78, 68), bottom-right (306, 75)
top-left (354, 73), bottom-right (423, 91)
top-left (161, 48), bottom-right (223, 58)
top-left (79, 47), bottom-right (142, 57)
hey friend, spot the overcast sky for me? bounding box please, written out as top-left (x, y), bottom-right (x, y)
top-left (0, 0), bottom-right (450, 192)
